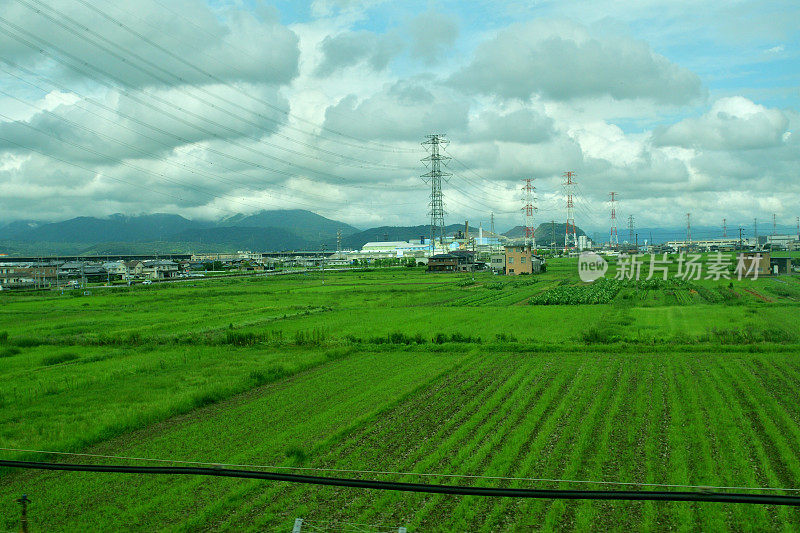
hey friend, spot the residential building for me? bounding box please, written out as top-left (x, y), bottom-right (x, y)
top-left (504, 245), bottom-right (544, 275)
top-left (123, 261), bottom-right (144, 278)
top-left (770, 257), bottom-right (792, 274)
top-left (427, 254), bottom-right (458, 272)
top-left (489, 253), bottom-right (505, 272)
top-left (142, 260), bottom-right (179, 279)
top-left (740, 252), bottom-right (771, 277)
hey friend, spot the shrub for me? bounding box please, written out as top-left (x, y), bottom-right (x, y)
top-left (225, 331), bottom-right (257, 346)
top-left (249, 365), bottom-right (286, 386)
top-left (579, 327), bottom-right (619, 344)
top-left (0, 347), bottom-right (21, 358)
top-left (14, 337), bottom-right (43, 348)
top-left (0, 331), bottom-right (8, 344)
top-left (293, 328), bottom-right (326, 346)
top-left (285, 446), bottom-right (307, 464)
top-left (40, 352), bottom-right (79, 366)
top-left (495, 333), bottom-right (518, 343)
top-left (191, 387), bottom-right (227, 408)
top-left (432, 332), bottom-right (481, 344)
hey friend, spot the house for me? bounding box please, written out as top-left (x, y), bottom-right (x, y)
top-left (427, 254), bottom-right (458, 272)
top-left (123, 261), bottom-right (144, 278)
top-left (489, 254), bottom-right (505, 272)
top-left (770, 257), bottom-right (792, 274)
top-left (739, 252), bottom-right (771, 277)
top-left (80, 266), bottom-right (109, 283)
top-left (103, 261), bottom-right (129, 277)
top-left (504, 245), bottom-right (544, 275)
top-left (58, 261), bottom-right (85, 278)
top-left (142, 260), bottom-right (179, 280)
top-left (449, 251), bottom-right (483, 272)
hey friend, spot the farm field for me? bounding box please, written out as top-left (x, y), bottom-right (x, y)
top-left (1, 262), bottom-right (800, 530)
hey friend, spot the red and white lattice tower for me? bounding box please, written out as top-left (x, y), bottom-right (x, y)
top-left (563, 171), bottom-right (578, 251)
top-left (609, 192), bottom-right (618, 249)
top-left (522, 178), bottom-right (537, 248)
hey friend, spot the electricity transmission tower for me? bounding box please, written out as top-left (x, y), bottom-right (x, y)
top-left (686, 213), bottom-right (691, 245)
top-left (754, 218), bottom-right (758, 244)
top-left (522, 179), bottom-right (537, 247)
top-left (609, 192), bottom-right (618, 248)
top-left (628, 215), bottom-right (635, 245)
top-left (421, 134), bottom-right (451, 255)
top-left (563, 171), bottom-right (577, 251)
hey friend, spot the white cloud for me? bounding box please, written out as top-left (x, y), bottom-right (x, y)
top-left (407, 9), bottom-right (459, 64)
top-left (653, 96), bottom-right (790, 150)
top-left (448, 19), bottom-right (704, 105)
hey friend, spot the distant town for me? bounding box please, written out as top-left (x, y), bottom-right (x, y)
top-left (2, 218), bottom-right (798, 290)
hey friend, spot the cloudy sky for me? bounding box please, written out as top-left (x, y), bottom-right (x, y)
top-left (0, 0), bottom-right (797, 237)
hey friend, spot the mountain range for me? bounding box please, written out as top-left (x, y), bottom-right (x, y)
top-left (0, 210), bottom-right (360, 255)
top-left (503, 223), bottom-right (587, 247)
top-left (3, 210), bottom-right (793, 256)
top-left (0, 211), bottom-right (475, 255)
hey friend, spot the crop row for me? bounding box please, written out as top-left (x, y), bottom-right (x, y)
top-left (530, 278), bottom-right (624, 305)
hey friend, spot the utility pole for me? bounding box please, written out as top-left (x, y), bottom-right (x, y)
top-left (336, 229), bottom-right (342, 254)
top-left (421, 134), bottom-right (451, 256)
top-left (609, 192), bottom-right (618, 249)
top-left (563, 171), bottom-right (577, 252)
top-left (738, 226), bottom-right (744, 249)
top-left (723, 218), bottom-right (727, 239)
top-left (17, 494), bottom-right (29, 533)
top-left (797, 216), bottom-right (799, 241)
top-left (490, 212), bottom-right (495, 235)
top-left (320, 244), bottom-right (325, 285)
top-left (773, 213), bottom-right (777, 236)
top-left (522, 178), bottom-right (537, 248)
top-left (551, 220), bottom-right (556, 253)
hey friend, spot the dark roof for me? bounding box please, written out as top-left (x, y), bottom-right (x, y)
top-left (430, 253), bottom-right (456, 259)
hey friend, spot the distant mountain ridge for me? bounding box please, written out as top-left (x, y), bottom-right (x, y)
top-left (2, 213), bottom-right (201, 242)
top-left (0, 210), bottom-right (357, 254)
top-left (218, 210), bottom-right (360, 242)
top-left (504, 223), bottom-right (587, 247)
top-left (341, 224), bottom-right (465, 250)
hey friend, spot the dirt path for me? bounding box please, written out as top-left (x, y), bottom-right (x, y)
top-left (741, 288), bottom-right (773, 303)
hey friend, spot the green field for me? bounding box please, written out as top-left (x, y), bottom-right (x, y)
top-left (2, 263), bottom-right (800, 530)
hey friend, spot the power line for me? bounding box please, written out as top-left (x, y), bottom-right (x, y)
top-left (0, 17), bottom-right (411, 186)
top-left (0, 115), bottom-right (418, 218)
top-left (4, 447), bottom-right (798, 494)
top-left (19, 0), bottom-right (418, 170)
top-left (0, 62), bottom-right (412, 203)
top-left (108, 0), bottom-right (419, 154)
top-left (2, 460), bottom-right (799, 506)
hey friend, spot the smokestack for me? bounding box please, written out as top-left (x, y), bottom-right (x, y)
top-left (465, 220), bottom-right (469, 243)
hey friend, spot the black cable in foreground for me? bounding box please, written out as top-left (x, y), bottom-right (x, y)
top-left (2, 460), bottom-right (800, 506)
